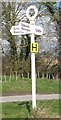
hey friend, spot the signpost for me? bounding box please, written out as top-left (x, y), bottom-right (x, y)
top-left (10, 5), bottom-right (43, 109)
top-left (19, 22), bottom-right (31, 33)
top-left (10, 25), bottom-right (31, 35)
top-left (10, 22), bottom-right (43, 36)
top-left (35, 26), bottom-right (43, 35)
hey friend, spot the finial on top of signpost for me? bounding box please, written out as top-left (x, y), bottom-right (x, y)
top-left (26, 5), bottom-right (38, 21)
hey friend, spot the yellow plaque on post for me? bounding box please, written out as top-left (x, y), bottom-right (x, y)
top-left (30, 42), bottom-right (38, 52)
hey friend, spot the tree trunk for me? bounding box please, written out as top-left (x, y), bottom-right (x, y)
top-left (49, 74), bottom-right (50, 79)
top-left (27, 73), bottom-right (29, 78)
top-left (56, 73), bottom-right (59, 80)
top-left (36, 73), bottom-right (37, 78)
top-left (42, 73), bottom-right (44, 78)
top-left (9, 74), bottom-right (11, 82)
top-left (0, 76), bottom-right (2, 82)
top-left (4, 74), bottom-right (6, 82)
top-left (13, 74), bottom-right (15, 80)
top-left (22, 73), bottom-right (24, 79)
top-left (52, 74), bottom-right (55, 80)
top-left (38, 71), bottom-right (40, 78)
top-left (15, 71), bottom-right (18, 81)
top-left (18, 73), bottom-right (20, 78)
top-left (46, 73), bottom-right (48, 78)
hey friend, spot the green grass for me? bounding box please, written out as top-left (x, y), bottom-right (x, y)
top-left (0, 77), bottom-right (60, 95)
top-left (0, 82), bottom-right (2, 95)
top-left (1, 100), bottom-right (60, 118)
top-left (37, 78), bottom-right (59, 94)
top-left (0, 103), bottom-right (2, 119)
top-left (0, 77), bottom-right (60, 118)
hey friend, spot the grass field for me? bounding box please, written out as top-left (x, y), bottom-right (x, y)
top-left (0, 77), bottom-right (61, 119)
top-left (0, 77), bottom-right (59, 96)
top-left (1, 100), bottom-right (60, 118)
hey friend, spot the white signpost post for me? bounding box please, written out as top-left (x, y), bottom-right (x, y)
top-left (10, 5), bottom-right (43, 109)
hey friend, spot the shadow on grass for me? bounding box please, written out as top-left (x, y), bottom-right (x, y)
top-left (18, 101), bottom-right (31, 113)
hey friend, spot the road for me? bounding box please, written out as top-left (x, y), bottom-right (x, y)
top-left (0, 94), bottom-right (61, 103)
